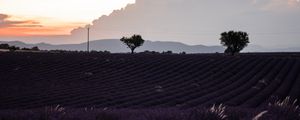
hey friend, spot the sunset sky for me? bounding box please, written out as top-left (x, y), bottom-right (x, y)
top-left (0, 0), bottom-right (135, 36)
top-left (0, 0), bottom-right (300, 48)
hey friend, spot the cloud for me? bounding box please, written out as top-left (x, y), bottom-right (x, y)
top-left (69, 0), bottom-right (258, 44)
top-left (0, 14), bottom-right (9, 20)
top-left (67, 0), bottom-right (300, 47)
top-left (0, 14), bottom-right (42, 28)
top-left (0, 14), bottom-right (67, 36)
top-left (253, 0), bottom-right (300, 12)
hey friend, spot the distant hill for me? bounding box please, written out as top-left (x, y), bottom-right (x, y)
top-left (1, 39), bottom-right (299, 53)
top-left (0, 39), bottom-right (225, 53)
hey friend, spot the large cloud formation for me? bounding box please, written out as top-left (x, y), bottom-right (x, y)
top-left (69, 0), bottom-right (300, 47)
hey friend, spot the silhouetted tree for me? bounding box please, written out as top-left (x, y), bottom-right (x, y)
top-left (140, 50), bottom-right (159, 54)
top-left (21, 48), bottom-right (31, 50)
top-left (0, 44), bottom-right (10, 49)
top-left (8, 46), bottom-right (20, 51)
top-left (31, 46), bottom-right (39, 51)
top-left (220, 31), bottom-right (249, 55)
top-left (162, 51), bottom-right (173, 54)
top-left (120, 34), bottom-right (145, 54)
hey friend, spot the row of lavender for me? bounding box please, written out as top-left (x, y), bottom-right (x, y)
top-left (0, 53), bottom-right (300, 110)
top-left (0, 99), bottom-right (299, 120)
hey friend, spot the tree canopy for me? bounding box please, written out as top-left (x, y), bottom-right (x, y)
top-left (220, 31), bottom-right (249, 55)
top-left (120, 34), bottom-right (145, 54)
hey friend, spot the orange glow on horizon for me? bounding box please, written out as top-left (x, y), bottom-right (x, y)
top-left (0, 14), bottom-right (88, 36)
top-left (0, 0), bottom-right (135, 36)
top-left (0, 26), bottom-right (76, 36)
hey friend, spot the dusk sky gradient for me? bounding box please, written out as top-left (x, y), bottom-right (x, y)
top-left (0, 0), bottom-right (135, 35)
top-left (0, 0), bottom-right (300, 48)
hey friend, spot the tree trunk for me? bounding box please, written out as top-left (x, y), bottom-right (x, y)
top-left (131, 49), bottom-right (134, 54)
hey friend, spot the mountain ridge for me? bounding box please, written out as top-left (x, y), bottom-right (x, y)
top-left (0, 39), bottom-right (225, 53)
top-left (1, 39), bottom-right (300, 53)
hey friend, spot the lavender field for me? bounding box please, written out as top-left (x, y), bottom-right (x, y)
top-left (0, 52), bottom-right (300, 120)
